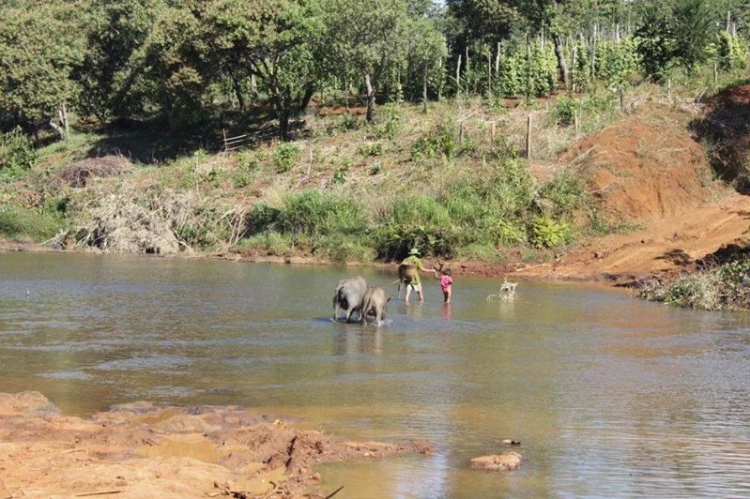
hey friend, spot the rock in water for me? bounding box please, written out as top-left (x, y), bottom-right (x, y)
top-left (470, 451), bottom-right (522, 471)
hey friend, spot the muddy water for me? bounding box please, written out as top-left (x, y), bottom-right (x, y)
top-left (1, 253), bottom-right (750, 497)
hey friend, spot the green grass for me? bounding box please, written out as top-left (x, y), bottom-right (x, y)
top-left (0, 206), bottom-right (65, 242)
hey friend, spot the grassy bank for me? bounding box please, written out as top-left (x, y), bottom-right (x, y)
top-left (0, 69), bottom-right (747, 266)
top-left (640, 258), bottom-right (750, 311)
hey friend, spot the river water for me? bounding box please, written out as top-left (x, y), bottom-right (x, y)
top-left (1, 253), bottom-right (749, 498)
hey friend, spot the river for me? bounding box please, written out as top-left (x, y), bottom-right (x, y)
top-left (1, 252), bottom-right (749, 497)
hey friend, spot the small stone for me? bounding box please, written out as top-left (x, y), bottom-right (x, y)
top-left (500, 439), bottom-right (521, 446)
top-left (470, 451), bottom-right (522, 471)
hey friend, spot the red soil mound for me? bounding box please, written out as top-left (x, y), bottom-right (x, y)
top-left (564, 106), bottom-right (710, 223)
top-left (0, 392), bottom-right (432, 499)
top-left (709, 84), bottom-right (750, 107)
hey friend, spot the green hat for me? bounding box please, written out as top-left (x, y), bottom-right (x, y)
top-left (408, 248), bottom-right (420, 255)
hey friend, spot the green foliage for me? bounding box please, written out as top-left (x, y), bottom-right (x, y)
top-left (241, 232), bottom-right (295, 257)
top-left (0, 127), bottom-right (36, 177)
top-left (716, 31), bottom-right (749, 70)
top-left (0, 2), bottom-right (85, 127)
top-left (273, 143), bottom-right (300, 172)
top-left (357, 142), bottom-right (384, 157)
top-left (529, 216), bottom-right (572, 248)
top-left (596, 40), bottom-right (640, 90)
top-left (537, 170), bottom-right (590, 218)
top-left (237, 151), bottom-right (260, 171)
top-left (276, 190), bottom-right (368, 237)
top-left (375, 105), bottom-right (404, 140)
top-left (0, 205), bottom-right (63, 241)
top-left (312, 235), bottom-right (375, 263)
top-left (412, 123), bottom-right (457, 160)
top-left (551, 97), bottom-right (578, 126)
top-left (636, 0), bottom-right (717, 80)
top-left (331, 171), bottom-right (347, 185)
top-left (640, 255), bottom-right (750, 311)
top-left (233, 172), bottom-right (251, 188)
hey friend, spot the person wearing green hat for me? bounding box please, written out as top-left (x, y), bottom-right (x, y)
top-left (400, 248), bottom-right (430, 303)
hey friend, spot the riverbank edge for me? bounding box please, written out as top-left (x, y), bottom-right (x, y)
top-left (0, 391), bottom-right (434, 498)
top-left (0, 239), bottom-right (639, 285)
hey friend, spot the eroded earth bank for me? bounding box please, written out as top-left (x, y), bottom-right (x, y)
top-left (0, 392), bottom-right (432, 498)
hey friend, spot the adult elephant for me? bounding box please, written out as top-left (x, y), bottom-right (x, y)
top-left (332, 276), bottom-right (368, 322)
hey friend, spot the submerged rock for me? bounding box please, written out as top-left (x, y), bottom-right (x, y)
top-left (471, 451), bottom-right (522, 471)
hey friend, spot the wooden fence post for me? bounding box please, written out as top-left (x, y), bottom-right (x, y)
top-left (223, 129), bottom-right (228, 152)
top-left (526, 114), bottom-right (532, 160)
top-left (714, 64), bottom-right (719, 91)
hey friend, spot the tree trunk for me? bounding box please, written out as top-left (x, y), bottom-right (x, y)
top-left (249, 74), bottom-right (258, 104)
top-left (279, 109), bottom-right (291, 141)
top-left (232, 75), bottom-right (246, 111)
top-left (365, 74), bottom-right (375, 122)
top-left (552, 34), bottom-right (570, 91)
top-left (571, 44), bottom-right (578, 92)
top-left (49, 118), bottom-right (65, 140)
top-left (487, 50), bottom-right (492, 97)
top-left (423, 70), bottom-right (428, 112)
top-left (456, 54), bottom-right (462, 92)
top-left (495, 42), bottom-right (502, 76)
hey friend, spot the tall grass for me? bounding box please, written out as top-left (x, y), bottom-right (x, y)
top-left (241, 158), bottom-right (590, 261)
top-left (0, 206), bottom-right (64, 242)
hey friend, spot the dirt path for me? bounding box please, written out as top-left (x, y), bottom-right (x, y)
top-left (513, 192), bottom-right (750, 283)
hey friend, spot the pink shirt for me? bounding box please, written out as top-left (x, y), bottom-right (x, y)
top-left (439, 275), bottom-right (453, 291)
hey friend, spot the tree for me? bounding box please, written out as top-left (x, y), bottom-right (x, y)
top-left (635, 0), bottom-right (716, 79)
top-left (321, 0), bottom-right (412, 121)
top-left (196, 0), bottom-right (327, 138)
top-left (0, 2), bottom-right (86, 137)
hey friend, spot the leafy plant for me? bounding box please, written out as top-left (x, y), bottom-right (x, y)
top-left (551, 96), bottom-right (578, 126)
top-left (273, 143), bottom-right (300, 172)
top-left (331, 171), bottom-right (347, 184)
top-left (529, 216), bottom-right (572, 248)
top-left (0, 127), bottom-right (36, 178)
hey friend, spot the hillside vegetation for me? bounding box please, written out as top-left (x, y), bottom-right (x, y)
top-left (3, 1), bottom-right (750, 303)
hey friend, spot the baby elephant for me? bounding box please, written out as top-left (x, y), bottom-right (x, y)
top-left (359, 287), bottom-right (391, 325)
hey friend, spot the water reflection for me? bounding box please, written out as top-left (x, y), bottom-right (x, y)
top-left (1, 253), bottom-right (750, 497)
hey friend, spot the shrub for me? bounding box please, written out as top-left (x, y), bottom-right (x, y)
top-left (331, 171), bottom-right (347, 185)
top-left (313, 235), bottom-right (375, 263)
top-left (551, 96), bottom-right (578, 127)
top-left (0, 205), bottom-right (63, 241)
top-left (357, 142), bottom-right (384, 157)
top-left (376, 105), bottom-right (404, 140)
top-left (273, 143), bottom-right (299, 172)
top-left (537, 170), bottom-right (590, 218)
top-left (237, 150), bottom-right (259, 170)
top-left (277, 190), bottom-right (368, 237)
top-left (0, 127), bottom-right (35, 179)
top-left (241, 232), bottom-right (294, 256)
top-left (233, 172), bottom-right (251, 188)
top-left (412, 124), bottom-right (457, 160)
top-left (529, 216), bottom-right (572, 248)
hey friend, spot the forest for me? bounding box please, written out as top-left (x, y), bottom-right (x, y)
top-left (1, 0), bottom-right (748, 141)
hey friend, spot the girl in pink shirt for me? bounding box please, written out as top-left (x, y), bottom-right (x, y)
top-left (435, 268), bottom-right (453, 303)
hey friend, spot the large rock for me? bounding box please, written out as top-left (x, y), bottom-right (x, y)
top-left (470, 451), bottom-right (522, 471)
top-left (0, 391), bottom-right (59, 416)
